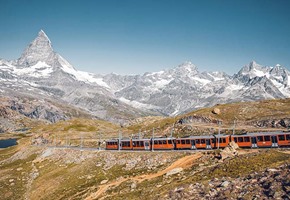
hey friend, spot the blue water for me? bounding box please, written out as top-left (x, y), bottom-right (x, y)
top-left (0, 139), bottom-right (17, 148)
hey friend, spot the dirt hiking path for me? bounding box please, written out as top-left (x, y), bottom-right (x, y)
top-left (85, 153), bottom-right (202, 200)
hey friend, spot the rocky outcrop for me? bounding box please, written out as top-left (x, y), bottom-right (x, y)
top-left (177, 115), bottom-right (218, 124)
top-left (168, 164), bottom-right (290, 200)
top-left (253, 118), bottom-right (290, 128)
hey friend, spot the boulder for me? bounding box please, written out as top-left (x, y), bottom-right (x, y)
top-left (166, 167), bottom-right (183, 176)
top-left (212, 108), bottom-right (221, 115)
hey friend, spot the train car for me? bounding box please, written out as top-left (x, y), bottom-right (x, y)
top-left (132, 138), bottom-right (151, 150)
top-left (212, 135), bottom-right (230, 148)
top-left (247, 132), bottom-right (290, 148)
top-left (232, 135), bottom-right (252, 148)
top-left (175, 137), bottom-right (194, 149)
top-left (152, 137), bottom-right (175, 150)
top-left (120, 139), bottom-right (132, 150)
top-left (188, 135), bottom-right (214, 149)
top-left (276, 132), bottom-right (290, 147)
top-left (246, 132), bottom-right (279, 148)
top-left (106, 139), bottom-right (119, 150)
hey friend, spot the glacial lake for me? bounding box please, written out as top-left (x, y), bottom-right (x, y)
top-left (0, 139), bottom-right (17, 148)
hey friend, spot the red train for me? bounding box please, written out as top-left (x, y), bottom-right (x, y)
top-left (106, 131), bottom-right (290, 151)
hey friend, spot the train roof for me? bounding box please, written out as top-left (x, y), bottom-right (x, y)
top-left (180, 135), bottom-right (215, 139)
top-left (132, 138), bottom-right (151, 141)
top-left (152, 137), bottom-right (176, 140)
top-left (233, 131), bottom-right (290, 137)
top-left (106, 139), bottom-right (119, 142)
top-left (179, 134), bottom-right (229, 139)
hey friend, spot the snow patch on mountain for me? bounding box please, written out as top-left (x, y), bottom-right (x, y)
top-left (191, 77), bottom-right (211, 85)
top-left (13, 61), bottom-right (53, 78)
top-left (119, 97), bottom-right (160, 110)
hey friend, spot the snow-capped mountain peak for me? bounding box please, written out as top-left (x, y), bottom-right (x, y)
top-left (2, 30), bottom-right (290, 121)
top-left (175, 61), bottom-right (197, 73)
top-left (237, 61), bottom-right (272, 79)
top-left (17, 30), bottom-right (54, 66)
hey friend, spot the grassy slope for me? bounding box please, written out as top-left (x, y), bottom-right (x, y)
top-left (126, 98), bottom-right (290, 136)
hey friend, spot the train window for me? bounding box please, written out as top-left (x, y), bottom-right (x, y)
top-left (278, 135), bottom-right (285, 141)
top-left (264, 136), bottom-right (270, 141)
top-left (133, 142), bottom-right (136, 147)
top-left (145, 142), bottom-right (149, 146)
top-left (286, 135), bottom-right (290, 140)
top-left (158, 141), bottom-right (162, 145)
top-left (168, 140), bottom-right (172, 144)
top-left (177, 140), bottom-right (180, 144)
top-left (163, 140), bottom-right (167, 144)
top-left (238, 137), bottom-right (243, 142)
top-left (140, 141), bottom-right (144, 146)
top-left (244, 137), bottom-right (250, 142)
top-left (186, 140), bottom-right (190, 144)
top-left (234, 138), bottom-right (237, 142)
top-left (219, 138), bottom-right (226, 143)
top-left (196, 139), bottom-right (200, 144)
top-left (154, 141), bottom-right (158, 145)
top-left (181, 140), bottom-right (185, 144)
top-left (201, 139), bottom-right (205, 144)
top-left (257, 136), bottom-right (263, 141)
top-left (211, 139), bottom-right (216, 143)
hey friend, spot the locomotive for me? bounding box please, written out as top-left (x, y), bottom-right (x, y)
top-left (106, 131), bottom-right (290, 151)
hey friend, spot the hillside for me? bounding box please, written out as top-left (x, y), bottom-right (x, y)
top-left (1, 138), bottom-right (289, 200)
top-left (1, 97), bottom-right (290, 199)
top-left (125, 98), bottom-right (290, 137)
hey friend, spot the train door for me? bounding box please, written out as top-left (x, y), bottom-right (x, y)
top-left (271, 136), bottom-right (278, 147)
top-left (191, 140), bottom-right (196, 149)
top-left (118, 139), bottom-right (122, 150)
top-left (144, 141), bottom-right (150, 150)
top-left (251, 137), bottom-right (257, 148)
top-left (206, 139), bottom-right (212, 149)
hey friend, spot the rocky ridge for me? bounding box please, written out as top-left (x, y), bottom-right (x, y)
top-left (1, 30), bottom-right (290, 122)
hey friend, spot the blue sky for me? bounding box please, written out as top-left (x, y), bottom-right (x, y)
top-left (0, 0), bottom-right (290, 75)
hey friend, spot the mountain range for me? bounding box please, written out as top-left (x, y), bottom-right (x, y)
top-left (1, 30), bottom-right (290, 123)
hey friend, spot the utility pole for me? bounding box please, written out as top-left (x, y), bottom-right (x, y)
top-left (233, 120), bottom-right (236, 135)
top-left (152, 127), bottom-right (154, 152)
top-left (98, 132), bottom-right (101, 150)
top-left (118, 130), bottom-right (122, 151)
top-left (218, 121), bottom-right (221, 149)
top-left (80, 133), bottom-right (83, 148)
